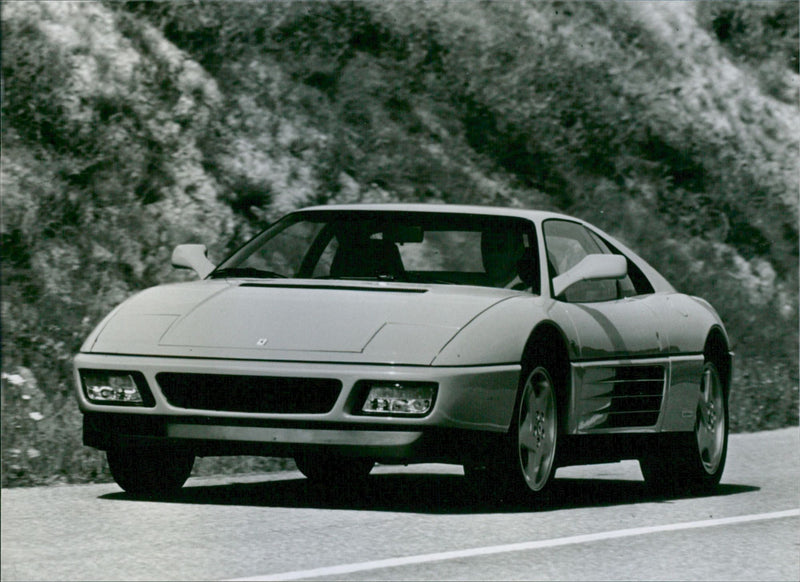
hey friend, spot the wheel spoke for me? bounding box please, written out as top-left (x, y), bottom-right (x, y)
top-left (532, 380), bottom-right (551, 409)
top-left (528, 446), bottom-right (545, 478)
top-left (519, 420), bottom-right (539, 452)
top-left (519, 398), bottom-right (535, 445)
top-left (697, 422), bottom-right (713, 458)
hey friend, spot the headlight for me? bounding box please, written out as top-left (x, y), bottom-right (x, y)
top-left (79, 370), bottom-right (154, 407)
top-left (359, 382), bottom-right (436, 416)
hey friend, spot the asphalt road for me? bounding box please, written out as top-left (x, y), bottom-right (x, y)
top-left (2, 428), bottom-right (798, 581)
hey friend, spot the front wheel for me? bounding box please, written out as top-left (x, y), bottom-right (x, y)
top-left (467, 363), bottom-right (561, 501)
top-left (107, 446), bottom-right (194, 495)
top-left (515, 365), bottom-right (560, 494)
top-left (640, 361), bottom-right (728, 493)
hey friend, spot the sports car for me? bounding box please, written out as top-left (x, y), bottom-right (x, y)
top-left (74, 204), bottom-right (732, 499)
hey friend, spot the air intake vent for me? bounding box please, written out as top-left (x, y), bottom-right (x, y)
top-left (239, 283), bottom-right (427, 293)
top-left (577, 365), bottom-right (665, 430)
top-left (156, 373), bottom-right (341, 414)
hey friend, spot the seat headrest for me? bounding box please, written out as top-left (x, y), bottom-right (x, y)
top-left (517, 247), bottom-right (540, 293)
top-left (330, 238), bottom-right (405, 279)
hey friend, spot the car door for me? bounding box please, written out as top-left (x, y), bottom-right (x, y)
top-left (542, 219), bottom-right (669, 433)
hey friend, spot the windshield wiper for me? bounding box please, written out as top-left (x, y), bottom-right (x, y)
top-left (210, 267), bottom-right (287, 279)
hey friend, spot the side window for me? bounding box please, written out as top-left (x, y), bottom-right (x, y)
top-left (543, 220), bottom-right (617, 302)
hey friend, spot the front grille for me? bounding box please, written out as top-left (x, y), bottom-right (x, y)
top-left (156, 373), bottom-right (342, 414)
top-left (578, 365), bottom-right (665, 430)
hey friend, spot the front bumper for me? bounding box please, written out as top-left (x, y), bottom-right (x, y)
top-left (82, 412), bottom-right (509, 463)
top-left (75, 353), bottom-right (520, 462)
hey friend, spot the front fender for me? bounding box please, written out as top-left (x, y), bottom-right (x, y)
top-left (432, 295), bottom-right (577, 366)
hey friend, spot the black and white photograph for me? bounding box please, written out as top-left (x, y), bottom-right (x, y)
top-left (1, 1), bottom-right (798, 580)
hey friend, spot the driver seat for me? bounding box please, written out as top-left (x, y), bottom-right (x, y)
top-left (330, 239), bottom-right (405, 279)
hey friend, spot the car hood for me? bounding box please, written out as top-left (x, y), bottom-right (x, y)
top-left (86, 280), bottom-right (514, 365)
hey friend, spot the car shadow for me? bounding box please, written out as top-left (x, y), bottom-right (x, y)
top-left (100, 471), bottom-right (759, 514)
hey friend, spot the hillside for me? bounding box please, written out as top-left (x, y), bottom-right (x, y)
top-left (2, 0), bottom-right (797, 486)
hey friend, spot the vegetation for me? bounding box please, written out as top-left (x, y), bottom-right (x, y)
top-left (2, 1), bottom-right (797, 487)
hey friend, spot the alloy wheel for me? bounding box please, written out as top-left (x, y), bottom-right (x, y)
top-left (517, 366), bottom-right (558, 491)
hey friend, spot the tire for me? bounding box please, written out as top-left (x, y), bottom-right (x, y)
top-left (466, 362), bottom-right (562, 501)
top-left (294, 452), bottom-right (374, 484)
top-left (107, 446), bottom-right (194, 495)
top-left (640, 360), bottom-right (728, 494)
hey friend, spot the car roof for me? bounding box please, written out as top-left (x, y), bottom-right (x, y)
top-left (297, 203), bottom-right (577, 224)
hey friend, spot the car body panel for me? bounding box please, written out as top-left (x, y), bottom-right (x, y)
top-left (90, 281), bottom-right (516, 366)
top-left (432, 295), bottom-right (578, 366)
top-left (569, 354), bottom-right (705, 434)
top-left (74, 353), bottom-right (520, 433)
top-left (82, 282), bottom-right (230, 352)
top-left (661, 294), bottom-right (730, 355)
top-left (558, 295), bottom-right (666, 361)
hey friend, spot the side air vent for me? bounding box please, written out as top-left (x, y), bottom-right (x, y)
top-left (575, 365), bottom-right (666, 431)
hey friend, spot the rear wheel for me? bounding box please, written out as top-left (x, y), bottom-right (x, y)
top-left (640, 361), bottom-right (728, 493)
top-left (294, 452), bottom-right (374, 484)
top-left (107, 447), bottom-right (194, 495)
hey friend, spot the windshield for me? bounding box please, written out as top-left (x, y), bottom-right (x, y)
top-left (212, 210), bottom-right (538, 290)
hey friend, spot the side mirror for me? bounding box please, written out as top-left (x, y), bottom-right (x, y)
top-left (171, 244), bottom-right (215, 278)
top-left (552, 254), bottom-right (627, 298)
